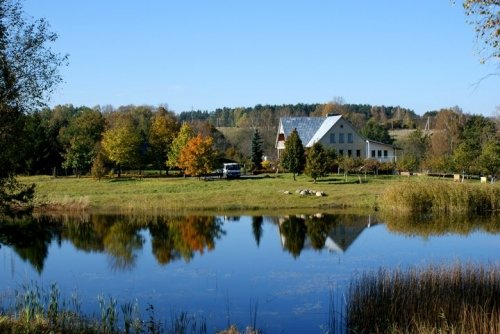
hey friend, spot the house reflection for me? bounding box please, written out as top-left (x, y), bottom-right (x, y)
top-left (276, 213), bottom-right (377, 257)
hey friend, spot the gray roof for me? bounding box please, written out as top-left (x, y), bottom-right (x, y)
top-left (280, 117), bottom-right (327, 146)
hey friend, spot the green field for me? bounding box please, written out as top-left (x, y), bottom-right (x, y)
top-left (23, 173), bottom-right (400, 214)
top-left (22, 174), bottom-right (500, 215)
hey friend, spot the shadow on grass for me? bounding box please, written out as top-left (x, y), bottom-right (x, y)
top-left (108, 177), bottom-right (143, 183)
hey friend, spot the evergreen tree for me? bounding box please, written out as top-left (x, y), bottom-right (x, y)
top-left (251, 129), bottom-right (264, 170)
top-left (281, 129), bottom-right (305, 180)
top-left (305, 142), bottom-right (328, 183)
top-left (361, 119), bottom-right (393, 144)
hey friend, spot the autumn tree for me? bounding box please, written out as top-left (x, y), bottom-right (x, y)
top-left (178, 134), bottom-right (216, 177)
top-left (101, 117), bottom-right (141, 177)
top-left (428, 108), bottom-right (465, 158)
top-left (167, 123), bottom-right (193, 172)
top-left (251, 128), bottom-right (264, 170)
top-left (305, 142), bottom-right (329, 183)
top-left (281, 129), bottom-right (305, 180)
top-left (149, 107), bottom-right (180, 175)
top-left (0, 0), bottom-right (66, 211)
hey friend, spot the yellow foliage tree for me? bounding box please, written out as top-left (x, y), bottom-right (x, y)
top-left (101, 119), bottom-right (141, 177)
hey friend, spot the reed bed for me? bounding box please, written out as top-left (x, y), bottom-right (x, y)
top-left (381, 179), bottom-right (500, 215)
top-left (346, 264), bottom-right (500, 334)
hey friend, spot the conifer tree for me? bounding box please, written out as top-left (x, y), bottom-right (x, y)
top-left (251, 129), bottom-right (264, 170)
top-left (281, 128), bottom-right (305, 180)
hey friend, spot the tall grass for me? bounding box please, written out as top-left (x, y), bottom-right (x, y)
top-left (346, 264), bottom-right (500, 334)
top-left (381, 179), bottom-right (500, 215)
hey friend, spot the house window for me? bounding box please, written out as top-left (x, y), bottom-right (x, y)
top-left (371, 150), bottom-right (376, 158)
top-left (330, 133), bottom-right (335, 143)
top-left (347, 133), bottom-right (353, 143)
top-left (339, 149), bottom-right (344, 156)
top-left (339, 133), bottom-right (345, 143)
top-left (356, 149), bottom-right (361, 157)
top-left (384, 150), bottom-right (388, 157)
top-left (348, 150), bottom-right (352, 157)
top-left (378, 150), bottom-right (382, 157)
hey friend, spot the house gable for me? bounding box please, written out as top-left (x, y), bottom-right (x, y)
top-left (276, 115), bottom-right (398, 162)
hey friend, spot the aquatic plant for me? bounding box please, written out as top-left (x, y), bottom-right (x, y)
top-left (346, 264), bottom-right (500, 333)
top-left (381, 179), bottom-right (500, 215)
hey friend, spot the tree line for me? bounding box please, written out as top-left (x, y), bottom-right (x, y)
top-left (180, 101), bottom-right (419, 131)
top-left (18, 104), bottom-right (247, 179)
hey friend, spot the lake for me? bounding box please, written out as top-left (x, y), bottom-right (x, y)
top-left (1, 212), bottom-right (499, 333)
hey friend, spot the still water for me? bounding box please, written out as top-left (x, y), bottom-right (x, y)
top-left (1, 213), bottom-right (499, 333)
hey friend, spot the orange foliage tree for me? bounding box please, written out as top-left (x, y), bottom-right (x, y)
top-left (179, 134), bottom-right (216, 177)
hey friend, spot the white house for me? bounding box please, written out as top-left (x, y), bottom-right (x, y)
top-left (276, 114), bottom-right (398, 163)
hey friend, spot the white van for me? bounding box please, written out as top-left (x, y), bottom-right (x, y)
top-left (222, 163), bottom-right (241, 178)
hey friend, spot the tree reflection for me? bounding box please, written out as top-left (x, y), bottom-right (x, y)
top-left (280, 216), bottom-right (307, 258)
top-left (150, 215), bottom-right (224, 265)
top-left (252, 216), bottom-right (263, 247)
top-left (0, 216), bottom-right (60, 273)
top-left (103, 223), bottom-right (144, 271)
top-left (0, 214), bottom-right (225, 273)
top-left (278, 214), bottom-right (370, 257)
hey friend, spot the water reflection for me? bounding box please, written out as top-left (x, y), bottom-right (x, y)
top-left (276, 214), bottom-right (374, 257)
top-left (381, 212), bottom-right (500, 237)
top-left (1, 212), bottom-right (499, 274)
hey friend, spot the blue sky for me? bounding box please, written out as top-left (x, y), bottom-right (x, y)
top-left (24, 1), bottom-right (499, 116)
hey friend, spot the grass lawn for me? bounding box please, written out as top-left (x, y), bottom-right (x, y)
top-left (20, 173), bottom-right (404, 214)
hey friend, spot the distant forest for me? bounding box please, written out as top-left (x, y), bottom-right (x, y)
top-left (179, 102), bottom-right (422, 131)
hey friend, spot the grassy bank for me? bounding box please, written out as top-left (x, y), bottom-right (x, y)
top-left (381, 179), bottom-right (500, 215)
top-left (347, 264), bottom-right (500, 334)
top-left (23, 174), bottom-right (395, 213)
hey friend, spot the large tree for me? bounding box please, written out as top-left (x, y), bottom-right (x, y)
top-left (0, 0), bottom-right (66, 211)
top-left (178, 134), bottom-right (216, 177)
top-left (60, 108), bottom-right (104, 177)
top-left (101, 117), bottom-right (141, 177)
top-left (281, 129), bottom-right (305, 180)
top-left (167, 123), bottom-right (193, 171)
top-left (148, 107), bottom-right (179, 174)
top-left (462, 0), bottom-right (500, 64)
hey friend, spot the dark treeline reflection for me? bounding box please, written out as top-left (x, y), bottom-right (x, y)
top-left (1, 212), bottom-right (498, 273)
